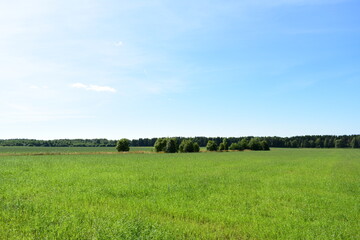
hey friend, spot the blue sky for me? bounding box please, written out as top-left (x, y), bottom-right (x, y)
top-left (0, 0), bottom-right (359, 140)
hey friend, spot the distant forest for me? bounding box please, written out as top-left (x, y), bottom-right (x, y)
top-left (1, 135), bottom-right (359, 148)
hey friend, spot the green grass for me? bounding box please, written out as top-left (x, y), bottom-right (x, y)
top-left (0, 146), bottom-right (154, 154)
top-left (0, 149), bottom-right (359, 239)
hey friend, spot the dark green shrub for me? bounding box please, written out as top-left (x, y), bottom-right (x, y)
top-left (154, 138), bottom-right (167, 152)
top-left (229, 142), bottom-right (243, 150)
top-left (248, 138), bottom-right (262, 150)
top-left (193, 142), bottom-right (200, 152)
top-left (165, 138), bottom-right (177, 153)
top-left (116, 138), bottom-right (130, 152)
top-left (218, 143), bottom-right (226, 151)
top-left (206, 140), bottom-right (217, 151)
top-left (239, 139), bottom-right (248, 150)
top-left (222, 138), bottom-right (229, 150)
top-left (179, 139), bottom-right (195, 153)
top-left (261, 140), bottom-right (270, 151)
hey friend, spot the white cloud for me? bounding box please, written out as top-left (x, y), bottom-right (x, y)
top-left (70, 83), bottom-right (117, 93)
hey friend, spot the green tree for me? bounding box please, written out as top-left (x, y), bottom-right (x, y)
top-left (335, 139), bottom-right (345, 148)
top-left (290, 140), bottom-right (298, 148)
top-left (328, 137), bottom-right (335, 148)
top-left (239, 139), bottom-right (248, 149)
top-left (248, 138), bottom-right (262, 150)
top-left (302, 140), bottom-right (309, 148)
top-left (193, 142), bottom-right (200, 152)
top-left (179, 139), bottom-right (197, 153)
top-left (324, 138), bottom-right (329, 148)
top-left (154, 138), bottom-right (167, 152)
top-left (218, 143), bottom-right (225, 151)
top-left (165, 138), bottom-right (177, 153)
top-left (350, 137), bottom-right (359, 148)
top-left (229, 142), bottom-right (243, 151)
top-left (222, 138), bottom-right (229, 150)
top-left (229, 143), bottom-right (237, 150)
top-left (116, 138), bottom-right (130, 152)
top-left (206, 140), bottom-right (218, 151)
top-left (315, 138), bottom-right (323, 148)
top-left (261, 140), bottom-right (270, 151)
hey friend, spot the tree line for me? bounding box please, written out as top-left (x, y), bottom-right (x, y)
top-left (1, 135), bottom-right (359, 148)
top-left (0, 139), bottom-right (117, 147)
top-left (132, 135), bottom-right (360, 149)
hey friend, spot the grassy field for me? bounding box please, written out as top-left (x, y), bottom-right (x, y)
top-left (0, 149), bottom-right (359, 239)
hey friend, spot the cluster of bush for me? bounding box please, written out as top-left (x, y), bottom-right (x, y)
top-left (206, 138), bottom-right (269, 151)
top-left (115, 137), bottom-right (270, 152)
top-left (154, 138), bottom-right (200, 153)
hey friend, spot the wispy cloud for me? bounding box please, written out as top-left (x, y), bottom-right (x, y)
top-left (70, 83), bottom-right (117, 93)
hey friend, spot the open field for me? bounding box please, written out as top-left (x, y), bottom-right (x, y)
top-left (1, 149), bottom-right (359, 239)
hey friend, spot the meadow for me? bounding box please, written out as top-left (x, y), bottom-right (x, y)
top-left (0, 148), bottom-right (359, 239)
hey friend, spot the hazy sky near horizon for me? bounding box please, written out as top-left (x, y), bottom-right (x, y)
top-left (1, 0), bottom-right (359, 140)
